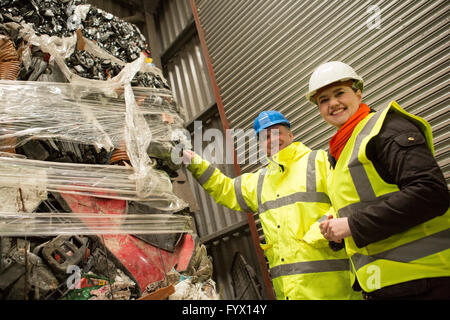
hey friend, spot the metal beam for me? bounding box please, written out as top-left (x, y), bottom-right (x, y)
top-left (142, 0), bottom-right (162, 69)
top-left (160, 18), bottom-right (196, 66)
top-left (200, 219), bottom-right (249, 244)
top-left (141, 0), bottom-right (160, 14)
top-left (123, 11), bottom-right (145, 24)
top-left (111, 0), bottom-right (142, 10)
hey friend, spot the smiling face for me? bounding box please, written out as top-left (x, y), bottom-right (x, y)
top-left (259, 124), bottom-right (294, 157)
top-left (315, 80), bottom-right (362, 128)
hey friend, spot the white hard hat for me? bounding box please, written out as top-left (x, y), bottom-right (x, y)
top-left (305, 61), bottom-right (364, 104)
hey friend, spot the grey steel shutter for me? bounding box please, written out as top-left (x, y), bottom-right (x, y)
top-left (194, 0), bottom-right (450, 185)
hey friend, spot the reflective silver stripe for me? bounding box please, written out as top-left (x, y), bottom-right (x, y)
top-left (270, 259), bottom-right (350, 279)
top-left (348, 111), bottom-right (384, 201)
top-left (257, 167), bottom-right (267, 213)
top-left (234, 175), bottom-right (254, 213)
top-left (196, 165), bottom-right (216, 185)
top-left (256, 153), bottom-right (331, 213)
top-left (260, 192), bottom-right (331, 212)
top-left (352, 228), bottom-right (450, 271)
top-left (318, 214), bottom-right (329, 223)
top-left (306, 150), bottom-right (318, 193)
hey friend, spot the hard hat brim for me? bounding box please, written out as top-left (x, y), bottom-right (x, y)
top-left (255, 119), bottom-right (290, 136)
top-left (306, 78), bottom-right (364, 104)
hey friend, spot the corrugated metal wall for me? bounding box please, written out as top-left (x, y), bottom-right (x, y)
top-left (157, 0), bottom-right (192, 53)
top-left (185, 115), bottom-right (246, 236)
top-left (164, 35), bottom-right (216, 123)
top-left (157, 0), bottom-right (216, 123)
top-left (194, 0), bottom-right (450, 183)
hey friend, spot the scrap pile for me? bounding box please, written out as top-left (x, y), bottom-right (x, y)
top-left (0, 0), bottom-right (218, 300)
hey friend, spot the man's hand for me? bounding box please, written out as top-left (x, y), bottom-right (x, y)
top-left (319, 215), bottom-right (352, 243)
top-left (182, 149), bottom-right (195, 164)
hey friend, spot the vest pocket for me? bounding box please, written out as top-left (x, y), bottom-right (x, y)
top-left (392, 132), bottom-right (425, 148)
top-left (301, 221), bottom-right (329, 248)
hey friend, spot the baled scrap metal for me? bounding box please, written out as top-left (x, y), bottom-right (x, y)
top-left (0, 1), bottom-right (205, 301)
top-left (0, 22), bottom-right (180, 166)
top-left (81, 6), bottom-right (148, 63)
top-left (1, 0), bottom-right (87, 38)
top-left (64, 31), bottom-right (167, 88)
top-left (66, 47), bottom-right (122, 81)
top-left (0, 8), bottom-right (189, 218)
top-left (0, 0), bottom-right (150, 63)
top-left (0, 235), bottom-right (143, 300)
top-left (1, 0), bottom-right (168, 91)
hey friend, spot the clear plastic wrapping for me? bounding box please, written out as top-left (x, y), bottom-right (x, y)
top-left (0, 79), bottom-right (184, 152)
top-left (14, 21), bottom-right (169, 89)
top-left (0, 153), bottom-right (186, 211)
top-left (0, 212), bottom-right (193, 236)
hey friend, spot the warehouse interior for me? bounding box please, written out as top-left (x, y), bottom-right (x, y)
top-left (0, 0), bottom-right (448, 300)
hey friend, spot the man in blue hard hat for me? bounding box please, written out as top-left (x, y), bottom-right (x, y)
top-left (182, 111), bottom-right (361, 300)
top-left (253, 111), bottom-right (294, 157)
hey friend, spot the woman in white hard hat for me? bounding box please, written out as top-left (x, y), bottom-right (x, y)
top-left (306, 61), bottom-right (450, 300)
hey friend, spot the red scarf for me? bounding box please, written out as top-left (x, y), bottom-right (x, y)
top-left (329, 103), bottom-right (371, 160)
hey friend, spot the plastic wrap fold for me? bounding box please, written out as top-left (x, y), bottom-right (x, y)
top-left (0, 212), bottom-right (193, 236)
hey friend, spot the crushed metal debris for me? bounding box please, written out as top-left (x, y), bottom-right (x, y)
top-left (0, 0), bottom-right (218, 300)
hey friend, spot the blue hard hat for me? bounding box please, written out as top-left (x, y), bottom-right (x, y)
top-left (253, 111), bottom-right (290, 136)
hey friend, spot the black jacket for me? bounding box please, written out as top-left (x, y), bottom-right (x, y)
top-left (329, 110), bottom-right (450, 296)
top-left (347, 111), bottom-right (449, 248)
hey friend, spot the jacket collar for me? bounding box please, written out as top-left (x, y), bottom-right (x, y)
top-left (267, 141), bottom-right (311, 171)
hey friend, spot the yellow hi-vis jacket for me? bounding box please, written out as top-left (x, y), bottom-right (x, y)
top-left (187, 142), bottom-right (362, 300)
top-left (329, 101), bottom-right (450, 293)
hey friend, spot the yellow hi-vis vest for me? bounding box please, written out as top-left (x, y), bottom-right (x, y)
top-left (329, 101), bottom-right (450, 293)
top-left (188, 142), bottom-right (362, 300)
